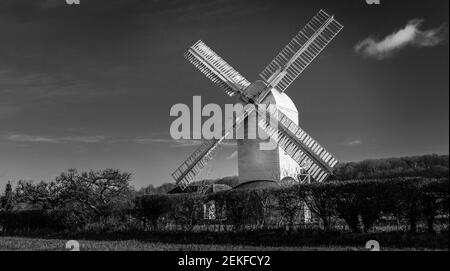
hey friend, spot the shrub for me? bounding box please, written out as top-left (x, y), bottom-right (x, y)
top-left (334, 183), bottom-right (361, 233)
top-left (419, 179), bottom-right (449, 232)
top-left (169, 194), bottom-right (204, 231)
top-left (355, 181), bottom-right (385, 232)
top-left (273, 187), bottom-right (301, 231)
top-left (334, 180), bottom-right (387, 233)
top-left (0, 210), bottom-right (65, 233)
top-left (212, 191), bottom-right (249, 231)
top-left (396, 179), bottom-right (423, 233)
top-left (209, 189), bottom-right (266, 231)
top-left (134, 194), bottom-right (172, 230)
top-left (300, 183), bottom-right (339, 231)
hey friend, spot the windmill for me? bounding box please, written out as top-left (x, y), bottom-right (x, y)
top-left (172, 10), bottom-right (343, 190)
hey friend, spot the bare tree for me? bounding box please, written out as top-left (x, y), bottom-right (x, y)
top-left (15, 169), bottom-right (133, 214)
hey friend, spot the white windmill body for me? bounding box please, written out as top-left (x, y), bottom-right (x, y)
top-left (237, 88), bottom-right (301, 183)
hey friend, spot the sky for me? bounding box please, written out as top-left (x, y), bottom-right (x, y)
top-left (0, 0), bottom-right (448, 189)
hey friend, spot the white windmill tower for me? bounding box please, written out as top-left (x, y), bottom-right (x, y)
top-left (172, 10), bottom-right (343, 189)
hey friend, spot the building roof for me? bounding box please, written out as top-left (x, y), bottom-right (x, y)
top-left (168, 183), bottom-right (232, 194)
top-left (233, 180), bottom-right (280, 190)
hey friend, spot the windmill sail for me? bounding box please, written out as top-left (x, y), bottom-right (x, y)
top-left (172, 139), bottom-right (223, 190)
top-left (176, 11), bottom-right (343, 188)
top-left (184, 40), bottom-right (251, 97)
top-left (258, 105), bottom-right (338, 182)
top-left (260, 10), bottom-right (343, 93)
top-left (172, 104), bottom-right (256, 189)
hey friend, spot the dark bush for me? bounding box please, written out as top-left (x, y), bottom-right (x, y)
top-left (209, 189), bottom-right (266, 231)
top-left (299, 183), bottom-right (339, 230)
top-left (0, 210), bottom-right (67, 232)
top-left (134, 194), bottom-right (172, 230)
top-left (396, 179), bottom-right (423, 233)
top-left (333, 181), bottom-right (387, 233)
top-left (334, 183), bottom-right (361, 233)
top-left (356, 181), bottom-right (388, 232)
top-left (273, 187), bottom-right (301, 231)
top-left (169, 194), bottom-right (204, 231)
top-left (419, 179), bottom-right (449, 232)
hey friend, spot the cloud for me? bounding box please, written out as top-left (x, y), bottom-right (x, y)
top-left (4, 132), bottom-right (238, 148)
top-left (355, 19), bottom-right (448, 60)
top-left (5, 133), bottom-right (106, 144)
top-left (135, 137), bottom-right (237, 148)
top-left (173, 140), bottom-right (205, 148)
top-left (134, 138), bottom-right (175, 144)
top-left (346, 139), bottom-right (363, 146)
top-left (160, 0), bottom-right (272, 22)
top-left (134, 137), bottom-right (202, 147)
top-left (226, 150), bottom-right (238, 160)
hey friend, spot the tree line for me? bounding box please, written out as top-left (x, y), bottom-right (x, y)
top-left (0, 175), bottom-right (448, 234)
top-left (0, 154), bottom-right (448, 235)
top-left (136, 154), bottom-right (449, 192)
top-left (330, 154), bottom-right (449, 181)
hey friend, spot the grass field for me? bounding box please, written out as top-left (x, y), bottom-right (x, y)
top-left (0, 237), bottom-right (446, 251)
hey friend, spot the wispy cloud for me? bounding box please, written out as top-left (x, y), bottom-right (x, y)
top-left (162, 0), bottom-right (272, 22)
top-left (134, 138), bottom-right (175, 144)
top-left (345, 139), bottom-right (363, 146)
top-left (226, 150), bottom-right (238, 160)
top-left (4, 132), bottom-right (240, 148)
top-left (5, 133), bottom-right (107, 144)
top-left (355, 19), bottom-right (448, 60)
top-left (173, 140), bottom-right (205, 148)
top-left (135, 137), bottom-right (237, 148)
top-left (134, 137), bottom-right (202, 147)
top-left (0, 69), bottom-right (92, 101)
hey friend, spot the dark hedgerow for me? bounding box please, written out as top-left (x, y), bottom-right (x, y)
top-left (0, 209), bottom-right (81, 233)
